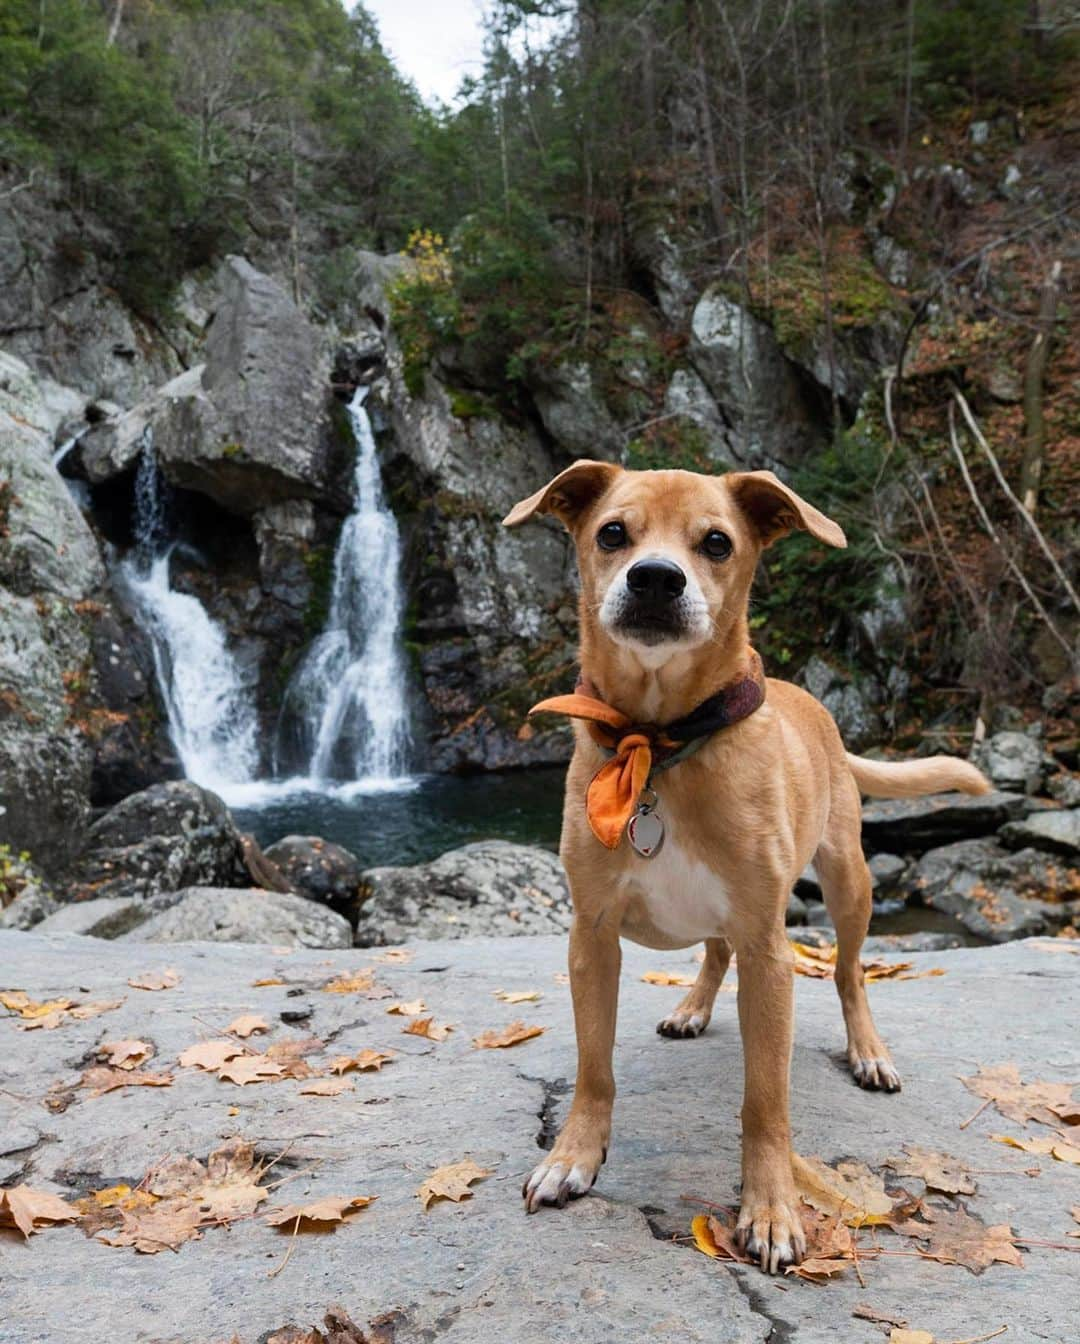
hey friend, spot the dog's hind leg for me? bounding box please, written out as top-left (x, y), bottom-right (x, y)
top-left (656, 936), bottom-right (732, 1038)
top-left (814, 777), bottom-right (901, 1092)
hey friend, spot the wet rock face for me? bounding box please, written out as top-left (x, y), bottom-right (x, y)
top-left (70, 781), bottom-right (248, 903)
top-left (354, 840), bottom-right (570, 946)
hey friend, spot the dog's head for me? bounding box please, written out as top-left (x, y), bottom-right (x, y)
top-left (503, 463), bottom-right (845, 664)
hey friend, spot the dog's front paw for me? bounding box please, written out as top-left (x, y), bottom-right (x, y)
top-left (735, 1189), bottom-right (806, 1275)
top-left (849, 1051), bottom-right (902, 1092)
top-left (656, 1006), bottom-right (709, 1038)
top-left (523, 1141), bottom-right (605, 1213)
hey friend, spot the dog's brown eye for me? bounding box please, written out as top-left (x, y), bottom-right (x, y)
top-left (597, 522), bottom-right (627, 551)
top-left (702, 529), bottom-right (732, 560)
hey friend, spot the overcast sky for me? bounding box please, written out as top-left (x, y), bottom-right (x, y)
top-left (364, 0), bottom-right (489, 106)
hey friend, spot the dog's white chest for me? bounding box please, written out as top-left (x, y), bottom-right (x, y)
top-left (620, 827), bottom-right (730, 945)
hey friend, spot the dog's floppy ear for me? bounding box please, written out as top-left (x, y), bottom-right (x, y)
top-left (728, 470), bottom-right (846, 549)
top-left (502, 460), bottom-right (621, 529)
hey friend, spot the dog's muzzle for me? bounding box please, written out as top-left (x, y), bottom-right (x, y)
top-left (612, 558), bottom-right (692, 645)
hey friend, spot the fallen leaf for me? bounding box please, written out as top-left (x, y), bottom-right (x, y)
top-left (386, 999), bottom-right (426, 1016)
top-left (0, 1186), bottom-right (81, 1238)
top-left (961, 1063), bottom-right (1079, 1128)
top-left (472, 1020), bottom-right (545, 1049)
top-left (417, 1160), bottom-right (491, 1210)
top-left (265, 1035), bottom-right (325, 1062)
top-left (374, 948), bottom-right (413, 964)
top-left (74, 1185), bottom-right (158, 1237)
top-left (990, 1132), bottom-right (1080, 1166)
top-left (321, 970), bottom-right (375, 994)
top-left (80, 1065), bottom-right (174, 1097)
top-left (98, 1200), bottom-right (204, 1254)
top-left (299, 1078), bottom-right (354, 1097)
top-left (128, 968), bottom-right (180, 991)
top-left (789, 942), bottom-right (837, 978)
top-left (329, 1049), bottom-right (393, 1074)
top-left (402, 1016), bottom-right (452, 1042)
top-left (1, 991), bottom-right (122, 1030)
top-left (852, 1304), bottom-right (908, 1329)
top-left (65, 999), bottom-right (125, 1022)
top-left (690, 1211), bottom-right (750, 1262)
top-left (890, 1332), bottom-right (935, 1344)
top-left (226, 1014), bottom-right (270, 1038)
top-left (883, 1145), bottom-right (977, 1195)
top-left (0, 990), bottom-right (72, 1018)
top-left (97, 1039), bottom-right (153, 1070)
top-left (891, 1202), bottom-right (1022, 1273)
top-left (641, 970), bottom-right (697, 987)
top-left (150, 1139), bottom-right (269, 1223)
top-left (494, 989), bottom-right (541, 1003)
top-left (178, 1039), bottom-right (248, 1071)
top-left (792, 1153), bottom-right (895, 1226)
top-left (265, 1196), bottom-right (375, 1228)
top-left (253, 977), bottom-right (285, 987)
top-left (216, 1055), bottom-right (287, 1086)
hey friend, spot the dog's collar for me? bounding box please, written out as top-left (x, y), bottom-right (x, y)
top-left (528, 649), bottom-right (766, 849)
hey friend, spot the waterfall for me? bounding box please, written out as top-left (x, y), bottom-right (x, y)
top-left (277, 387), bottom-right (412, 786)
top-left (120, 438), bottom-right (260, 795)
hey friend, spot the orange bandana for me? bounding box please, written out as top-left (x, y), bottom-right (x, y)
top-left (529, 651), bottom-right (766, 850)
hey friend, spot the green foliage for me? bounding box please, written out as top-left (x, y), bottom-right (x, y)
top-left (914, 0), bottom-right (1071, 105)
top-left (302, 544), bottom-right (335, 638)
top-left (749, 421), bottom-right (893, 669)
top-left (759, 241), bottom-right (897, 354)
top-left (626, 419), bottom-right (715, 473)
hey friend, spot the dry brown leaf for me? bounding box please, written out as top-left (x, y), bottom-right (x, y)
top-left (789, 942), bottom-right (837, 978)
top-left (494, 989), bottom-right (541, 1003)
top-left (891, 1202), bottom-right (1022, 1274)
top-left (417, 1160), bottom-right (491, 1210)
top-left (329, 1049), bottom-right (393, 1074)
top-left (74, 1184), bottom-right (157, 1238)
top-left (128, 968), bottom-right (180, 991)
top-left (890, 1332), bottom-right (935, 1344)
top-left (692, 1203), bottom-right (856, 1281)
top-left (253, 977), bottom-right (285, 987)
top-left (299, 1078), bottom-right (354, 1097)
top-left (80, 1065), bottom-right (174, 1097)
top-left (154, 1139), bottom-right (268, 1223)
top-left (374, 948), bottom-right (413, 964)
top-left (641, 970), bottom-right (697, 987)
top-left (792, 1153), bottom-right (895, 1226)
top-left (98, 1200), bottom-right (204, 1254)
top-left (2, 991), bottom-right (123, 1030)
top-left (0, 989), bottom-right (73, 1018)
top-left (472, 1020), bottom-right (545, 1049)
top-left (97, 1039), bottom-right (153, 1070)
top-left (883, 1145), bottom-right (977, 1195)
top-left (402, 1016), bottom-right (452, 1041)
top-left (690, 1211), bottom-right (751, 1263)
top-left (265, 1035), bottom-right (325, 1062)
top-left (990, 1132), bottom-right (1080, 1165)
top-left (321, 970), bottom-right (375, 994)
top-left (386, 998), bottom-right (426, 1016)
top-left (217, 1055), bottom-right (288, 1086)
top-left (0, 1186), bottom-right (81, 1238)
top-left (265, 1196), bottom-right (375, 1228)
top-left (178, 1039), bottom-right (248, 1071)
top-left (961, 1063), bottom-right (1079, 1128)
top-left (226, 1013), bottom-right (270, 1038)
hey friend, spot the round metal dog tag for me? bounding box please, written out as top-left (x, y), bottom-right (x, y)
top-left (627, 807), bottom-right (664, 859)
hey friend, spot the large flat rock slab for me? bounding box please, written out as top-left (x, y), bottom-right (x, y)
top-left (1, 931), bottom-right (1078, 1344)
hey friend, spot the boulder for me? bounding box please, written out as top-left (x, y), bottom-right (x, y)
top-left (354, 840), bottom-right (570, 946)
top-left (36, 894), bottom-right (163, 939)
top-left (906, 838), bottom-right (1080, 942)
top-left (863, 931), bottom-right (965, 953)
top-left (119, 886), bottom-right (352, 948)
top-left (524, 359), bottom-right (623, 461)
top-left (977, 730), bottom-right (1045, 794)
top-left (860, 790), bottom-right (1041, 853)
top-left (999, 808), bottom-right (1080, 859)
top-left (0, 862), bottom-right (59, 931)
top-left (263, 835), bottom-right (365, 920)
top-left (70, 781), bottom-right (247, 903)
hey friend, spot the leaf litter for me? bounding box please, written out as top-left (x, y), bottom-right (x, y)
top-left (1, 990), bottom-right (123, 1031)
top-left (417, 1160), bottom-right (491, 1210)
top-left (472, 1020), bottom-right (545, 1049)
top-left (127, 968), bottom-right (181, 991)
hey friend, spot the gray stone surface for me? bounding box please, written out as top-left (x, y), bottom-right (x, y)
top-left (0, 880), bottom-right (59, 931)
top-left (978, 730), bottom-right (1045, 794)
top-left (999, 808), bottom-right (1080, 859)
top-left (118, 886), bottom-right (353, 948)
top-left (264, 833), bottom-right (365, 920)
top-left (355, 841), bottom-right (571, 947)
top-left (860, 790), bottom-right (1043, 852)
top-left (1, 931), bottom-right (1078, 1344)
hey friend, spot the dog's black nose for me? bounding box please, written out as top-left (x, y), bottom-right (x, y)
top-left (626, 557), bottom-right (686, 601)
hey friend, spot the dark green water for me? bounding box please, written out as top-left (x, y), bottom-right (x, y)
top-left (233, 768), bottom-right (565, 869)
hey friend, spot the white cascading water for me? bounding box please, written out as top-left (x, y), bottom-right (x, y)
top-left (280, 387), bottom-right (411, 786)
top-left (120, 436), bottom-right (260, 795)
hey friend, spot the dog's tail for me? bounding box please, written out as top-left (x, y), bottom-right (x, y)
top-left (846, 752), bottom-right (990, 799)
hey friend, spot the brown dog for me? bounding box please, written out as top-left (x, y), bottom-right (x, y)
top-left (503, 462), bottom-right (989, 1274)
